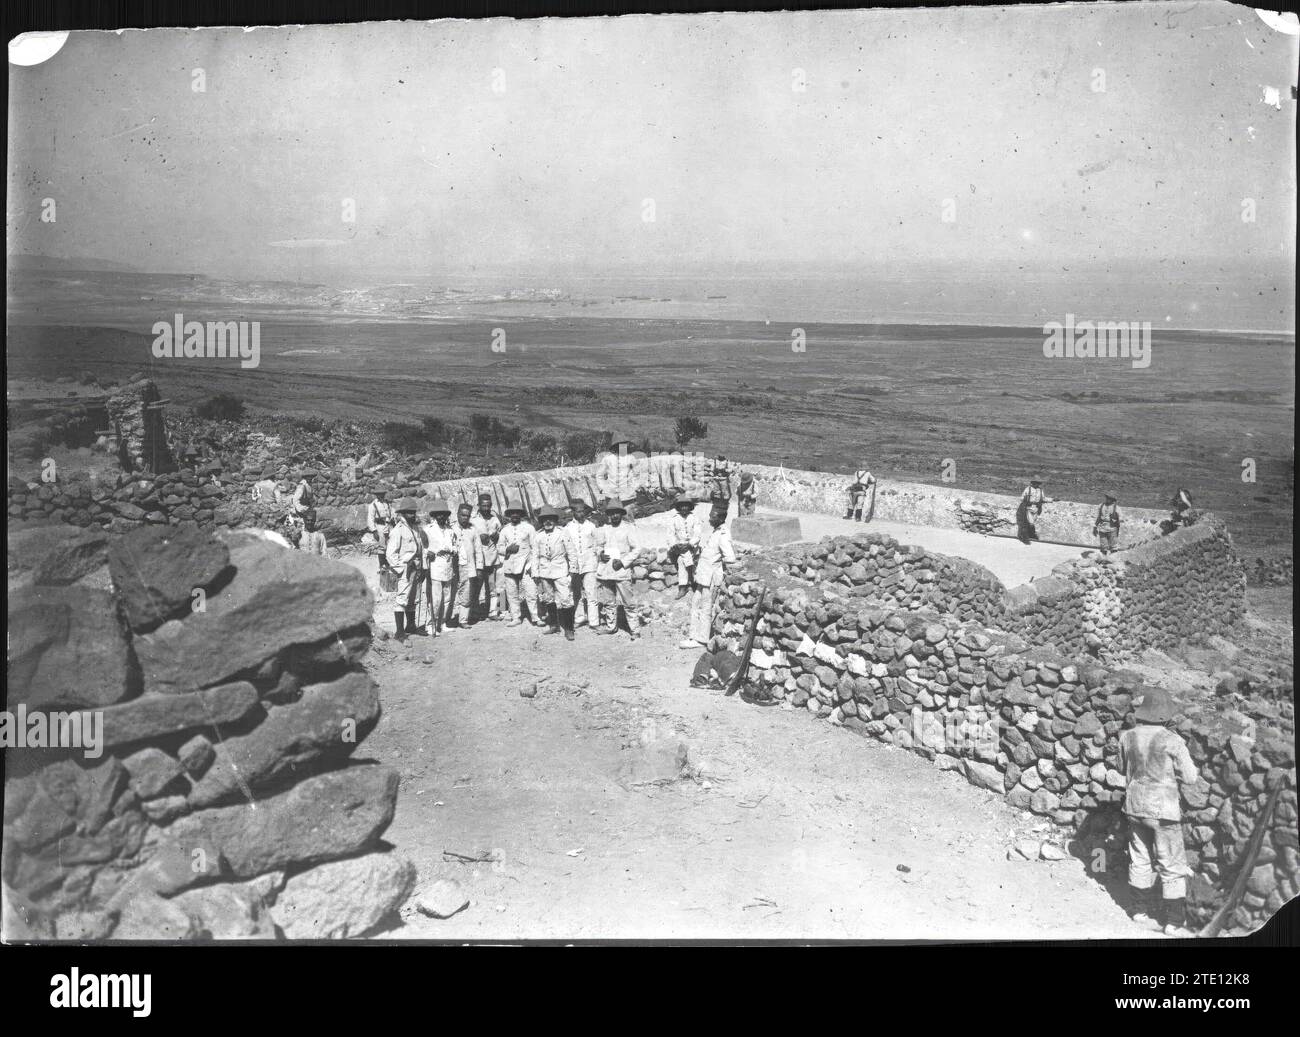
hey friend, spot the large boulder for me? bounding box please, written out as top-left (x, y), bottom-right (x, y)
top-left (30, 529), bottom-right (111, 586)
top-left (7, 584), bottom-right (134, 710)
top-left (108, 524), bottom-right (231, 631)
top-left (96, 681), bottom-right (260, 749)
top-left (145, 765), bottom-right (399, 889)
top-left (270, 852), bottom-right (416, 939)
top-left (131, 532), bottom-right (372, 695)
top-left (186, 671), bottom-right (382, 809)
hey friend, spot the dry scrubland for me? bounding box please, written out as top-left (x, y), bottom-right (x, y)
top-left (7, 320), bottom-right (1293, 555)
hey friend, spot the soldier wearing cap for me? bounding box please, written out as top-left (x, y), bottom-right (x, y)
top-left (847, 468), bottom-right (876, 522)
top-left (565, 498), bottom-right (601, 629)
top-left (291, 468), bottom-right (317, 516)
top-left (499, 499), bottom-right (541, 627)
top-left (368, 485), bottom-right (396, 573)
top-left (422, 500), bottom-right (456, 636)
top-left (386, 498), bottom-right (426, 640)
top-left (471, 491), bottom-right (504, 621)
top-left (533, 506), bottom-right (576, 639)
top-left (1093, 493), bottom-right (1121, 555)
top-left (736, 470), bottom-right (758, 516)
top-left (1119, 686), bottom-right (1201, 937)
top-left (667, 493), bottom-right (702, 599)
top-left (595, 498), bottom-right (644, 639)
top-left (681, 502), bottom-right (737, 649)
top-left (1016, 475), bottom-right (1053, 544)
top-left (453, 501), bottom-right (485, 627)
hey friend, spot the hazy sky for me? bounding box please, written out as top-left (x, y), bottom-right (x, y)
top-left (7, 3), bottom-right (1297, 293)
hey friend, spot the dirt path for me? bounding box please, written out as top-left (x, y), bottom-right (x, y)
top-left (342, 551), bottom-right (1156, 940)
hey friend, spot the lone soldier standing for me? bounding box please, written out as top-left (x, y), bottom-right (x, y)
top-left (1093, 493), bottom-right (1121, 555)
top-left (680, 502), bottom-right (736, 649)
top-left (1016, 475), bottom-right (1052, 544)
top-left (847, 468), bottom-right (876, 522)
top-left (386, 498), bottom-right (425, 641)
top-left (1119, 686), bottom-right (1200, 938)
top-left (368, 485), bottom-right (395, 574)
top-left (453, 501), bottom-right (485, 627)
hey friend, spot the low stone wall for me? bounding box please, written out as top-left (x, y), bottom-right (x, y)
top-left (1007, 519), bottom-right (1248, 659)
top-left (740, 463), bottom-right (1170, 548)
top-left (4, 525), bottom-right (413, 940)
top-left (715, 573), bottom-right (1296, 934)
top-left (766, 531), bottom-right (1010, 627)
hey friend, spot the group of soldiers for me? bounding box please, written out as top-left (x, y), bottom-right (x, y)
top-left (1018, 477), bottom-right (1196, 556)
top-left (367, 484), bottom-right (741, 646)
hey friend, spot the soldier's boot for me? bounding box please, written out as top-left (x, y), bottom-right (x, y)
top-left (1128, 885), bottom-right (1158, 926)
top-left (1162, 898), bottom-right (1195, 937)
top-left (543, 603), bottom-right (561, 635)
top-left (621, 607), bottom-right (639, 641)
top-left (405, 608), bottom-right (421, 636)
top-left (393, 610), bottom-right (407, 642)
top-left (561, 606), bottom-right (576, 641)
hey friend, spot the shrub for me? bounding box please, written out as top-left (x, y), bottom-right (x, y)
top-left (562, 429), bottom-right (609, 463)
top-left (195, 393), bottom-right (246, 421)
top-left (674, 416), bottom-right (708, 446)
top-left (527, 431), bottom-right (558, 454)
top-left (421, 416), bottom-right (448, 445)
top-left (381, 421), bottom-right (426, 454)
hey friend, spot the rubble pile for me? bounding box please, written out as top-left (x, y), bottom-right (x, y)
top-left (4, 524), bottom-right (414, 939)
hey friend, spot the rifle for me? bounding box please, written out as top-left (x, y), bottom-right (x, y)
top-left (1199, 786), bottom-right (1282, 938)
top-left (725, 583), bottom-right (767, 698)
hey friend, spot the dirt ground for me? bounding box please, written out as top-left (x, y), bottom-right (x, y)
top-left (337, 549), bottom-right (1166, 941)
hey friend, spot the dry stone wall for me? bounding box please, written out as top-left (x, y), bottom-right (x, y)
top-left (715, 570), bottom-right (1295, 934)
top-left (4, 524), bottom-right (413, 940)
top-left (1006, 519), bottom-right (1248, 660)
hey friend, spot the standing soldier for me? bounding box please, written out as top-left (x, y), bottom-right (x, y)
top-left (453, 501), bottom-right (485, 627)
top-left (368, 485), bottom-right (395, 574)
top-left (499, 502), bottom-right (540, 627)
top-left (847, 468), bottom-right (876, 522)
top-left (681, 502), bottom-right (737, 649)
top-left (291, 468), bottom-right (317, 518)
top-left (1119, 686), bottom-right (1200, 937)
top-left (595, 499), bottom-right (644, 639)
top-left (299, 509), bottom-right (328, 556)
top-left (667, 493), bottom-right (702, 599)
top-left (423, 500), bottom-right (456, 636)
top-left (1016, 475), bottom-right (1053, 544)
top-left (386, 498), bottom-right (425, 641)
top-left (566, 498), bottom-right (601, 629)
top-left (533, 507), bottom-right (576, 640)
top-left (471, 491), bottom-right (503, 621)
top-left (709, 456), bottom-right (734, 513)
top-left (1093, 493), bottom-right (1121, 555)
top-left (595, 436), bottom-right (644, 518)
top-left (736, 470), bottom-right (758, 516)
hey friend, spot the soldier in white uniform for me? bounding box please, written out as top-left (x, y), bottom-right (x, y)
top-left (565, 498), bottom-right (601, 629)
top-left (499, 503), bottom-right (540, 627)
top-left (533, 507), bottom-right (576, 640)
top-left (682, 503), bottom-right (737, 648)
top-left (667, 493), bottom-right (702, 598)
top-left (385, 498), bottom-right (425, 641)
top-left (471, 491), bottom-right (503, 620)
top-left (453, 502), bottom-right (485, 627)
top-left (595, 499), bottom-right (644, 639)
top-left (595, 438), bottom-right (644, 517)
top-left (367, 485), bottom-right (395, 572)
top-left (422, 499), bottom-right (456, 636)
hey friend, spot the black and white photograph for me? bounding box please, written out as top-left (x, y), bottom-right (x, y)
top-left (4, 0), bottom-right (1296, 957)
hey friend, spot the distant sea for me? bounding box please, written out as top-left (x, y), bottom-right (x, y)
top-left (5, 266), bottom-right (1295, 336)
